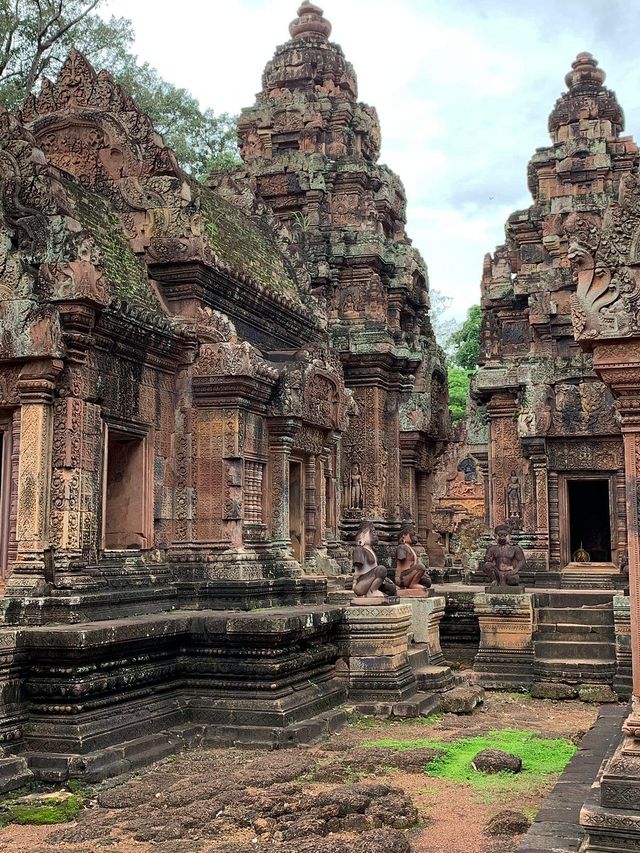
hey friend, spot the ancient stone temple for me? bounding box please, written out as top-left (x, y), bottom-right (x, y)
top-left (216, 2), bottom-right (449, 555)
top-left (473, 52), bottom-right (639, 584)
top-left (565, 129), bottom-right (640, 853)
top-left (0, 5), bottom-right (448, 786)
top-left (0, 46), bottom-right (356, 778)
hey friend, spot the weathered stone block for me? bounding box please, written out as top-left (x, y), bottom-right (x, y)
top-left (342, 604), bottom-right (416, 703)
top-left (473, 592), bottom-right (534, 688)
top-left (405, 596), bottom-right (445, 660)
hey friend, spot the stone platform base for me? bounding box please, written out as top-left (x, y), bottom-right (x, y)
top-left (0, 606), bottom-right (347, 789)
top-left (350, 596), bottom-right (400, 606)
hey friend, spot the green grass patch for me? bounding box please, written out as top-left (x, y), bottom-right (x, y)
top-left (363, 728), bottom-right (575, 795)
top-left (0, 792), bottom-right (84, 828)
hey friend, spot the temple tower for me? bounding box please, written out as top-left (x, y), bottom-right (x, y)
top-left (225, 3), bottom-right (449, 555)
top-left (472, 53), bottom-right (639, 584)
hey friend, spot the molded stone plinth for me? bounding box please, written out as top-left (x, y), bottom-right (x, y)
top-left (613, 595), bottom-right (632, 698)
top-left (350, 596), bottom-right (400, 606)
top-left (0, 606), bottom-right (346, 786)
top-left (342, 603), bottom-right (416, 703)
top-left (397, 589), bottom-right (429, 598)
top-left (473, 592), bottom-right (533, 688)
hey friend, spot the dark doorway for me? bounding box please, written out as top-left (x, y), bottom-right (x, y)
top-left (568, 479), bottom-right (611, 562)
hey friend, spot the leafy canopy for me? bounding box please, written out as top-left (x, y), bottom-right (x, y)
top-left (447, 304), bottom-right (481, 371)
top-left (448, 368), bottom-right (470, 426)
top-left (0, 0), bottom-right (239, 178)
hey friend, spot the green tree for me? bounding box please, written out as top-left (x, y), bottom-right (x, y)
top-left (429, 287), bottom-right (460, 353)
top-left (447, 304), bottom-right (481, 371)
top-left (0, 1), bottom-right (238, 178)
top-left (447, 367), bottom-right (471, 426)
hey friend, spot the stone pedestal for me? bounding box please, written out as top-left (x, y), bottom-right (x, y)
top-left (473, 591), bottom-right (534, 688)
top-left (405, 596), bottom-right (445, 664)
top-left (581, 734), bottom-right (640, 852)
top-left (342, 603), bottom-right (416, 709)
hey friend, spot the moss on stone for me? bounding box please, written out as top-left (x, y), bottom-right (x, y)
top-left (0, 792), bottom-right (84, 827)
top-left (62, 178), bottom-right (161, 315)
top-left (197, 184), bottom-right (302, 303)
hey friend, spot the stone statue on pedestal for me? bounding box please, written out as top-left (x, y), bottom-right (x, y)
top-left (395, 524), bottom-right (431, 592)
top-left (352, 521), bottom-right (396, 599)
top-left (483, 523), bottom-right (526, 587)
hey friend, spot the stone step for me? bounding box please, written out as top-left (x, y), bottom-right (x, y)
top-left (414, 664), bottom-right (456, 692)
top-left (407, 644), bottom-right (431, 671)
top-left (392, 692), bottom-right (441, 719)
top-left (533, 591), bottom-right (616, 608)
top-left (0, 755), bottom-right (33, 794)
top-left (534, 658), bottom-right (616, 682)
top-left (534, 639), bottom-right (616, 661)
top-left (560, 574), bottom-right (617, 590)
top-left (536, 607), bottom-right (614, 626)
top-left (533, 625), bottom-right (615, 642)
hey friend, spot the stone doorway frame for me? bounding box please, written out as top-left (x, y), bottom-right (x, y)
top-left (100, 419), bottom-right (154, 553)
top-left (558, 472), bottom-right (618, 570)
top-left (0, 416), bottom-right (12, 579)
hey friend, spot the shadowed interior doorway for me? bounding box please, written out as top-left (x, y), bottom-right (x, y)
top-left (567, 478), bottom-right (612, 563)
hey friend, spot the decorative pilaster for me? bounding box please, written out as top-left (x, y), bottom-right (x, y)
top-left (304, 454), bottom-right (317, 560)
top-left (9, 360), bottom-right (62, 591)
top-left (486, 393), bottom-right (521, 530)
top-left (267, 419), bottom-right (297, 552)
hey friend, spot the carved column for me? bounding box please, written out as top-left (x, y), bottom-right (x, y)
top-left (9, 360), bottom-right (62, 592)
top-left (522, 437), bottom-right (550, 573)
top-left (474, 450), bottom-right (491, 529)
top-left (267, 419), bottom-right (296, 553)
top-left (304, 454), bottom-right (317, 560)
top-left (319, 446), bottom-right (330, 548)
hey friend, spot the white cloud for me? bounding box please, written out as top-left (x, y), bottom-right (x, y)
top-left (101, 0), bottom-right (640, 322)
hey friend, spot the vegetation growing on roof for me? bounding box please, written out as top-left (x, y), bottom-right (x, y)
top-left (63, 178), bottom-right (161, 315)
top-left (198, 185), bottom-right (304, 305)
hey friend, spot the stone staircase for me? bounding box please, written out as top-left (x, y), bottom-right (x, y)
top-left (532, 591), bottom-right (616, 688)
top-left (407, 642), bottom-right (458, 693)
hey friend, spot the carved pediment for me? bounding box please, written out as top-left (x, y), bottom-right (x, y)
top-left (568, 173), bottom-right (640, 340)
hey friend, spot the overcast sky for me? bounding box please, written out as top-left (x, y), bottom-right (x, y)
top-left (102, 0), bottom-right (640, 321)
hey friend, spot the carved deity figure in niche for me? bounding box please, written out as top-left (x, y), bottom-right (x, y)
top-left (349, 462), bottom-right (364, 509)
top-left (395, 524), bottom-right (431, 591)
top-left (352, 522), bottom-right (396, 598)
top-left (483, 524), bottom-right (526, 587)
top-left (457, 457), bottom-right (477, 483)
top-left (506, 471), bottom-right (522, 519)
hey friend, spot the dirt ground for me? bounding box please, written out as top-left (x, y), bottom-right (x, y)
top-left (0, 693), bottom-right (599, 853)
